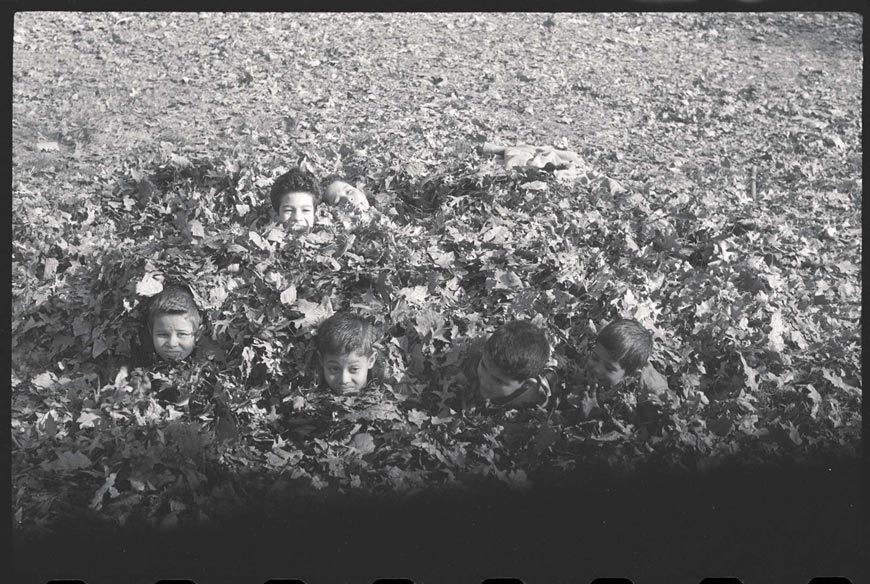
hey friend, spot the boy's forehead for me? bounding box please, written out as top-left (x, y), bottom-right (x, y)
top-left (592, 342), bottom-right (616, 361)
top-left (153, 313), bottom-right (197, 330)
top-left (280, 191), bottom-right (315, 206)
top-left (323, 351), bottom-right (370, 364)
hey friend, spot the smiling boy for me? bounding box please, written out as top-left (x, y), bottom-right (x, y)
top-left (315, 313), bottom-right (378, 394)
top-left (270, 167), bottom-right (322, 230)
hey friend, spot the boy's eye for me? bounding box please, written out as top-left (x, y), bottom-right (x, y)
top-left (349, 368), bottom-right (359, 374)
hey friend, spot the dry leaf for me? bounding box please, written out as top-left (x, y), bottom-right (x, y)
top-left (45, 451), bottom-right (93, 473)
top-left (136, 273), bottom-right (164, 297)
top-left (349, 432), bottom-right (376, 454)
top-left (43, 257), bottom-right (59, 279)
top-left (280, 285), bottom-right (298, 305)
top-left (189, 219), bottom-right (205, 238)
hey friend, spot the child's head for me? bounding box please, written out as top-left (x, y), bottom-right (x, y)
top-left (324, 180), bottom-right (370, 210)
top-left (270, 167), bottom-right (321, 228)
top-left (147, 285), bottom-right (203, 362)
top-left (316, 313), bottom-right (377, 394)
top-left (588, 318), bottom-right (652, 386)
top-left (477, 320), bottom-right (550, 399)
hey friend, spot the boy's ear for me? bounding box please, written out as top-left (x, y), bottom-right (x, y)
top-left (366, 352), bottom-right (376, 369)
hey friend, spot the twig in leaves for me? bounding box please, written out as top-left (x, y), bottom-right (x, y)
top-left (750, 165), bottom-right (757, 201)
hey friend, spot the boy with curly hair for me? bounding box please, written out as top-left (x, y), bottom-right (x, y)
top-left (270, 167), bottom-right (322, 230)
top-left (315, 312), bottom-right (378, 394)
top-left (466, 320), bottom-right (559, 409)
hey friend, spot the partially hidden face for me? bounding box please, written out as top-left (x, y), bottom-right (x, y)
top-left (587, 342), bottom-right (627, 387)
top-left (277, 191), bottom-right (316, 229)
top-left (325, 181), bottom-right (370, 209)
top-left (322, 350), bottom-right (376, 394)
top-left (476, 350), bottom-right (525, 399)
top-left (151, 313), bottom-right (200, 362)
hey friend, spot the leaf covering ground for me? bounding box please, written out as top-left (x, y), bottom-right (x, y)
top-left (11, 12), bottom-right (862, 538)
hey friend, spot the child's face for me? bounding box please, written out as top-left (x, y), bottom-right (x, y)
top-left (277, 191), bottom-right (316, 228)
top-left (322, 350), bottom-right (376, 394)
top-left (587, 343), bottom-right (627, 387)
top-left (476, 350), bottom-right (525, 399)
top-left (151, 314), bottom-right (199, 361)
top-left (325, 181), bottom-right (370, 209)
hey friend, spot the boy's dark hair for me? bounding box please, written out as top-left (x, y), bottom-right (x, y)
top-left (270, 167), bottom-right (322, 212)
top-left (596, 318), bottom-right (652, 374)
top-left (316, 313), bottom-right (377, 357)
top-left (147, 285), bottom-right (202, 331)
top-left (322, 173), bottom-right (346, 186)
top-left (484, 320), bottom-right (550, 380)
